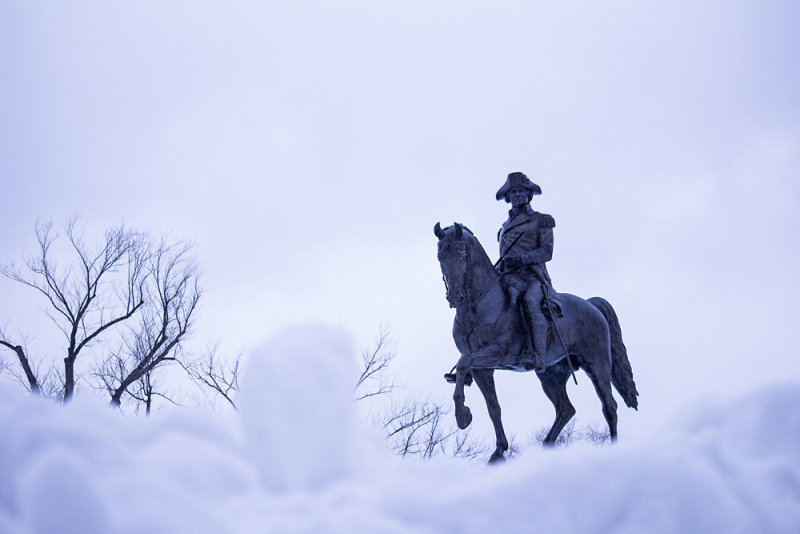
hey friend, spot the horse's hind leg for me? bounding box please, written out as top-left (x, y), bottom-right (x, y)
top-left (472, 369), bottom-right (508, 464)
top-left (584, 362), bottom-right (618, 441)
top-left (539, 364), bottom-right (576, 446)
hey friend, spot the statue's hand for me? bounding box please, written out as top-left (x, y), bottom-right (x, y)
top-left (503, 255), bottom-right (523, 270)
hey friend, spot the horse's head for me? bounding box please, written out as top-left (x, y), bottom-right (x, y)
top-left (434, 222), bottom-right (473, 308)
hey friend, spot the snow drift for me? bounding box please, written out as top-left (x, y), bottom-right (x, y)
top-left (0, 323), bottom-right (798, 533)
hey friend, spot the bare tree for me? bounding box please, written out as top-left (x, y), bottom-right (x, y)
top-left (354, 326), bottom-right (395, 401)
top-left (451, 429), bottom-right (492, 460)
top-left (128, 367), bottom-right (180, 415)
top-left (580, 423), bottom-right (611, 445)
top-left (183, 343), bottom-right (241, 411)
top-left (0, 341), bottom-right (11, 381)
top-left (355, 328), bottom-right (492, 460)
top-left (384, 400), bottom-right (461, 458)
top-left (0, 335), bottom-right (40, 395)
top-left (1, 220), bottom-right (147, 402)
top-left (532, 420), bottom-right (610, 447)
top-left (94, 240), bottom-right (201, 409)
top-left (2, 219), bottom-right (249, 412)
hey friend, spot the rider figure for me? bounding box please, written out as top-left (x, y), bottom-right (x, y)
top-left (496, 172), bottom-right (556, 373)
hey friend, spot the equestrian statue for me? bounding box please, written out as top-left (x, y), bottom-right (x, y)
top-left (435, 172), bottom-right (638, 463)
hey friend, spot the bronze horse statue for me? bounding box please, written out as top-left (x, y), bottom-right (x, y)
top-left (435, 222), bottom-right (638, 463)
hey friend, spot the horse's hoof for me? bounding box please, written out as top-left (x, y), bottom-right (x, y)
top-left (455, 406), bottom-right (472, 429)
top-left (487, 451), bottom-right (506, 465)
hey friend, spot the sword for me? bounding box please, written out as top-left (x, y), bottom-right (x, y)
top-left (542, 284), bottom-right (578, 385)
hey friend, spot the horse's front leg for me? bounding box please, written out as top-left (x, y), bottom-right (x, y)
top-left (453, 354), bottom-right (473, 429)
top-left (472, 368), bottom-right (509, 464)
top-left (452, 343), bottom-right (507, 430)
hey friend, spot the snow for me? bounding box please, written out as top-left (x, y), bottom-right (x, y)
top-left (239, 324), bottom-right (357, 492)
top-left (0, 324), bottom-right (798, 533)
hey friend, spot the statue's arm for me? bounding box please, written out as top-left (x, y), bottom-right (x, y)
top-left (522, 226), bottom-right (553, 264)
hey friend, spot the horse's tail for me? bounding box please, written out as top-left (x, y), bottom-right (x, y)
top-left (588, 297), bottom-right (639, 410)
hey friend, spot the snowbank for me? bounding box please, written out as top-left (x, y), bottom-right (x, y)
top-left (0, 324), bottom-right (798, 533)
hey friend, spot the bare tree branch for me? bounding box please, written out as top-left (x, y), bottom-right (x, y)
top-left (97, 240), bottom-right (202, 409)
top-left (182, 344), bottom-right (240, 411)
top-left (354, 326), bottom-right (396, 401)
top-left (532, 420), bottom-right (609, 447)
top-left (0, 329), bottom-right (40, 395)
top-left (121, 368), bottom-right (180, 415)
top-left (2, 220), bottom-right (148, 402)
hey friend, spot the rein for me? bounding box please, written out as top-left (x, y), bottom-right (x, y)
top-left (453, 241), bottom-right (493, 352)
top-left (460, 242), bottom-right (493, 307)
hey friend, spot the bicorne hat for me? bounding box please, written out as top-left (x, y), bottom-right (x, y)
top-left (495, 172), bottom-right (542, 201)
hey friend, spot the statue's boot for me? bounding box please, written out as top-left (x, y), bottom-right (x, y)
top-left (506, 285), bottom-right (534, 369)
top-left (519, 306), bottom-right (533, 352)
top-left (513, 301), bottom-right (535, 369)
top-left (525, 304), bottom-right (548, 373)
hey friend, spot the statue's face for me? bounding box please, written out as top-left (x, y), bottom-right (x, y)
top-left (508, 187), bottom-right (530, 208)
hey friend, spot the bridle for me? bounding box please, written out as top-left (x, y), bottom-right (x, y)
top-left (437, 226), bottom-right (495, 357)
top-left (445, 240), bottom-right (480, 352)
top-left (442, 242), bottom-right (471, 309)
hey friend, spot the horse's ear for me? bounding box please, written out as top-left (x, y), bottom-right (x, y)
top-left (454, 223), bottom-right (463, 240)
top-left (434, 222), bottom-right (444, 240)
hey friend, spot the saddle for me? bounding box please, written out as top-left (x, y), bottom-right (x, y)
top-left (443, 286), bottom-right (563, 384)
top-left (541, 292), bottom-right (563, 319)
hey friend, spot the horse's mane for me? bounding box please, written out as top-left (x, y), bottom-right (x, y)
top-left (459, 225), bottom-right (496, 273)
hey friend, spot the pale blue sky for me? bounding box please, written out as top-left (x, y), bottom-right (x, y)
top-left (1, 1), bottom-right (799, 436)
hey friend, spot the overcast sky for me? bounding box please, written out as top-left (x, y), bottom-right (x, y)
top-left (1, 1), bottom-right (799, 438)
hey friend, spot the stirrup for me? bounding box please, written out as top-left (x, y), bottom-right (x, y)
top-left (443, 366), bottom-right (472, 386)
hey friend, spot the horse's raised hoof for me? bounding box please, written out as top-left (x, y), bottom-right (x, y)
top-left (455, 405), bottom-right (472, 429)
top-left (487, 451), bottom-right (506, 465)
